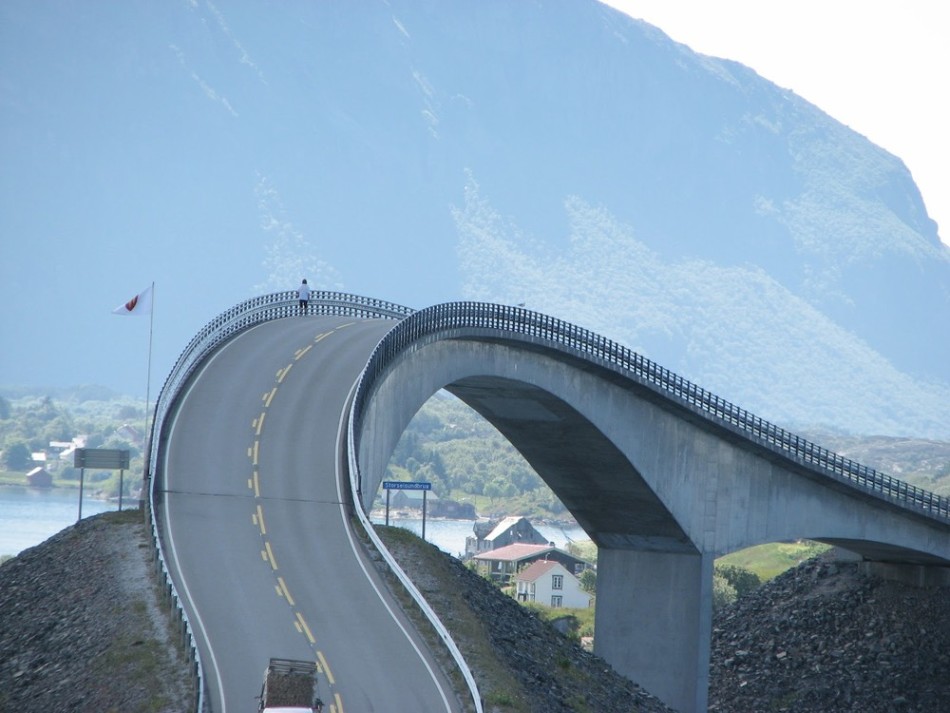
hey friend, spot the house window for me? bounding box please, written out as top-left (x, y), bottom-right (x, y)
top-left (551, 595), bottom-right (563, 608)
top-left (551, 574), bottom-right (563, 590)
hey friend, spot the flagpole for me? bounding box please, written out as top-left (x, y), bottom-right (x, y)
top-left (142, 281), bottom-right (154, 495)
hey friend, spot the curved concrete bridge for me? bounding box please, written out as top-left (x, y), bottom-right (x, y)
top-left (350, 301), bottom-right (950, 713)
top-left (148, 293), bottom-right (950, 713)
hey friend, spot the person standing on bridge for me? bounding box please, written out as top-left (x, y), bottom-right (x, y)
top-left (297, 278), bottom-right (310, 316)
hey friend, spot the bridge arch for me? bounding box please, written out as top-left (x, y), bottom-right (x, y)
top-left (145, 293), bottom-right (948, 713)
top-left (349, 301), bottom-right (950, 713)
top-left (351, 303), bottom-right (949, 564)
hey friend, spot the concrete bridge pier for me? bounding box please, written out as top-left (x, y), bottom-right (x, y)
top-left (595, 548), bottom-right (714, 713)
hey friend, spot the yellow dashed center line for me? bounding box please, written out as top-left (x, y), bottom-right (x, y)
top-left (317, 650), bottom-right (334, 684)
top-left (295, 612), bottom-right (316, 644)
top-left (256, 505), bottom-right (266, 535)
top-left (249, 329), bottom-right (348, 711)
top-left (277, 576), bottom-right (295, 606)
top-left (264, 542), bottom-right (278, 570)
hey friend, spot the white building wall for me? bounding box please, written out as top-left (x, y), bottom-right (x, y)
top-left (522, 562), bottom-right (590, 608)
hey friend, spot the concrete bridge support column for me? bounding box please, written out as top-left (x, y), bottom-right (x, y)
top-left (594, 548), bottom-right (714, 713)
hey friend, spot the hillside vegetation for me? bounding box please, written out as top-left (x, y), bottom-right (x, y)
top-left (386, 390), bottom-right (950, 513)
top-left (0, 388), bottom-right (146, 501)
top-left (455, 187), bottom-right (950, 439)
top-left (3, 385), bottom-right (947, 519)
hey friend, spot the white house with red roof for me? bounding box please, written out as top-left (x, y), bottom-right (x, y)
top-left (472, 542), bottom-right (590, 584)
top-left (515, 559), bottom-right (592, 609)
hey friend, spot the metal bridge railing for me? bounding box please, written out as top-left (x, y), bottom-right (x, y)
top-left (146, 294), bottom-right (947, 712)
top-left (149, 291), bottom-right (413, 459)
top-left (143, 291), bottom-right (414, 712)
top-left (350, 301), bottom-right (950, 524)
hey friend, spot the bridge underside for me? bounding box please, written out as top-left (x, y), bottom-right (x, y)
top-left (355, 336), bottom-right (950, 713)
top-left (819, 538), bottom-right (950, 566)
top-left (448, 376), bottom-right (694, 553)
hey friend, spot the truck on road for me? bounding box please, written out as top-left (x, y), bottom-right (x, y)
top-left (258, 657), bottom-right (324, 713)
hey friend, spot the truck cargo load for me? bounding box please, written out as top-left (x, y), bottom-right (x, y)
top-left (258, 657), bottom-right (323, 712)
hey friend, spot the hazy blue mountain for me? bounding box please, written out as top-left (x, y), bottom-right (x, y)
top-left (1, 1), bottom-right (947, 438)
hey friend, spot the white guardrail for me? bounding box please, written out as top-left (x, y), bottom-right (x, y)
top-left (149, 293), bottom-right (949, 712)
top-left (146, 292), bottom-right (487, 712)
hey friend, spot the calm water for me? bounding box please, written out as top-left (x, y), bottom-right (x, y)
top-left (0, 484), bottom-right (587, 560)
top-left (0, 486), bottom-right (120, 557)
top-left (370, 515), bottom-right (589, 557)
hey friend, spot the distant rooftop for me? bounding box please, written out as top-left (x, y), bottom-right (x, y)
top-left (473, 543), bottom-right (555, 562)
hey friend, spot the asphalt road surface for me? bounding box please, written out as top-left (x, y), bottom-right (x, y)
top-left (158, 315), bottom-right (462, 712)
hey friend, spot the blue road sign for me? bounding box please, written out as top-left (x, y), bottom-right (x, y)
top-left (382, 480), bottom-right (432, 491)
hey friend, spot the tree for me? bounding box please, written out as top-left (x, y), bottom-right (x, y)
top-left (579, 568), bottom-right (596, 594)
top-left (2, 440), bottom-right (32, 471)
top-left (41, 415), bottom-right (75, 444)
top-left (715, 563), bottom-right (761, 598)
top-left (712, 572), bottom-right (737, 611)
top-left (116, 404), bottom-right (140, 420)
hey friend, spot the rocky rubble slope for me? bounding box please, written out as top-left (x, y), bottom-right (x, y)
top-left (708, 554), bottom-right (950, 712)
top-left (0, 510), bottom-right (193, 712)
top-left (378, 528), bottom-right (950, 713)
top-left (375, 525), bottom-right (676, 713)
top-left (1, 513), bottom-right (947, 713)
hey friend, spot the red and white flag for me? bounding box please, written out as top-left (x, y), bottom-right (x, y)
top-left (113, 285), bottom-right (153, 316)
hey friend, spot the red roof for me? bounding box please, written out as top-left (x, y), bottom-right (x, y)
top-left (516, 559), bottom-right (562, 582)
top-left (473, 543), bottom-right (555, 562)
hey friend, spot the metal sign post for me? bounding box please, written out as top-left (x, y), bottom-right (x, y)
top-left (73, 448), bottom-right (131, 521)
top-left (382, 480), bottom-right (432, 540)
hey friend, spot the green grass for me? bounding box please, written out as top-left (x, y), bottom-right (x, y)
top-left (717, 540), bottom-right (831, 581)
top-left (375, 524), bottom-right (530, 712)
top-left (0, 471), bottom-right (29, 486)
top-left (526, 604), bottom-right (596, 639)
top-left (0, 469), bottom-right (83, 490)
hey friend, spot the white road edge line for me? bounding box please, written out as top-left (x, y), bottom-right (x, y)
top-left (162, 325), bottom-right (266, 713)
top-left (335, 378), bottom-right (454, 713)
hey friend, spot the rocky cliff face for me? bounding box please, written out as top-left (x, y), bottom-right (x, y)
top-left (4, 1), bottom-right (948, 435)
top-left (2, 513), bottom-right (947, 713)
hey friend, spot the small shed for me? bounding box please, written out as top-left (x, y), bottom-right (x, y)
top-left (26, 466), bottom-right (53, 488)
top-left (390, 489), bottom-right (437, 510)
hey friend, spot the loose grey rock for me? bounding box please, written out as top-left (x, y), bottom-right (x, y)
top-left (3, 515), bottom-right (947, 713)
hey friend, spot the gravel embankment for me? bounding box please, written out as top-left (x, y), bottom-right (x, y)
top-left (2, 513), bottom-right (948, 713)
top-left (376, 525), bottom-right (676, 713)
top-left (0, 510), bottom-right (194, 712)
top-left (708, 554), bottom-right (950, 713)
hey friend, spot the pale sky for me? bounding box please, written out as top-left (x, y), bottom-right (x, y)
top-left (602, 1), bottom-right (949, 246)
